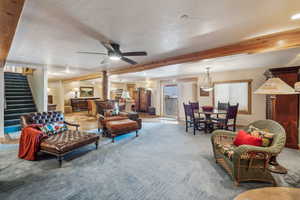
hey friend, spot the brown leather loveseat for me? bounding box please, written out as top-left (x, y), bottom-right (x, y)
top-left (21, 111), bottom-right (100, 167)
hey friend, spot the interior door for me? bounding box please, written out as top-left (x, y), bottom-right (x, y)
top-left (163, 84), bottom-right (178, 118)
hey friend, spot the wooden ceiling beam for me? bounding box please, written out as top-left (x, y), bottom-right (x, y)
top-left (0, 0), bottom-right (26, 67)
top-left (61, 73), bottom-right (102, 83)
top-left (110, 28), bottom-right (300, 75)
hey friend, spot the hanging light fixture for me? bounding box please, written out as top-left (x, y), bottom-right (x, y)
top-left (200, 67), bottom-right (213, 92)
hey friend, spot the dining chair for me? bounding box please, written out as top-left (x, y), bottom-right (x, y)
top-left (213, 103), bottom-right (239, 131)
top-left (212, 101), bottom-right (230, 120)
top-left (189, 101), bottom-right (199, 110)
top-left (183, 103), bottom-right (206, 135)
top-left (189, 101), bottom-right (203, 119)
top-left (217, 101), bottom-right (229, 110)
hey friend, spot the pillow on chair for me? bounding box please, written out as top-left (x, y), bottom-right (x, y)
top-left (247, 125), bottom-right (275, 147)
top-left (233, 130), bottom-right (262, 147)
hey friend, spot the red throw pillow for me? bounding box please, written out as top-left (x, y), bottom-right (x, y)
top-left (233, 130), bottom-right (262, 147)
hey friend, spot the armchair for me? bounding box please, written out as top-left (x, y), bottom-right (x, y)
top-left (211, 120), bottom-right (286, 186)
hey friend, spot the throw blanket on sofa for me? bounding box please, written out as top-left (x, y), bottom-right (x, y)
top-left (18, 125), bottom-right (46, 161)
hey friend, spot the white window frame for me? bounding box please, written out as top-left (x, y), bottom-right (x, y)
top-left (213, 79), bottom-right (252, 115)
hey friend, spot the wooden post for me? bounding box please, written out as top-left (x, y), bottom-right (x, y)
top-left (102, 71), bottom-right (108, 100)
top-left (0, 0), bottom-right (26, 66)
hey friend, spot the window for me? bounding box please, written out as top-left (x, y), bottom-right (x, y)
top-left (213, 79), bottom-right (252, 114)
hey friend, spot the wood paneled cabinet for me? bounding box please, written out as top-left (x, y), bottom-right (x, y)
top-left (266, 67), bottom-right (299, 149)
top-left (133, 88), bottom-right (151, 112)
top-left (71, 98), bottom-right (100, 112)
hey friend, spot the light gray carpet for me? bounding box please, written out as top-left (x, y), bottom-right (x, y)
top-left (0, 122), bottom-right (299, 200)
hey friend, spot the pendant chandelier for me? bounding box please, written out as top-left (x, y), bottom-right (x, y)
top-left (201, 67), bottom-right (213, 92)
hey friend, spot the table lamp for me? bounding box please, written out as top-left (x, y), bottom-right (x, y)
top-left (73, 88), bottom-right (79, 98)
top-left (255, 77), bottom-right (298, 174)
top-left (121, 91), bottom-right (131, 99)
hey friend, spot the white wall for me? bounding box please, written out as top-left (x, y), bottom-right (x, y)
top-left (48, 80), bottom-right (64, 112)
top-left (28, 67), bottom-right (48, 112)
top-left (198, 67), bottom-right (268, 126)
top-left (178, 81), bottom-right (197, 120)
top-left (0, 67), bottom-right (4, 138)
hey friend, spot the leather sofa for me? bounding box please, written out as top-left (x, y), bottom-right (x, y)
top-left (20, 111), bottom-right (100, 167)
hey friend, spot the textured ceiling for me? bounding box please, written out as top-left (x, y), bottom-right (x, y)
top-left (6, 0), bottom-right (300, 80)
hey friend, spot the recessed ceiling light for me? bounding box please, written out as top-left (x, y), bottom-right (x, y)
top-left (291, 13), bottom-right (300, 20)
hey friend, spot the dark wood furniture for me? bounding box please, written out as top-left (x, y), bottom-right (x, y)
top-left (183, 103), bottom-right (206, 135)
top-left (199, 108), bottom-right (228, 133)
top-left (133, 88), bottom-right (151, 112)
top-left (48, 104), bottom-right (57, 111)
top-left (71, 97), bottom-right (100, 112)
top-left (266, 67), bottom-right (299, 149)
top-left (48, 95), bottom-right (53, 104)
top-left (212, 104), bottom-right (239, 132)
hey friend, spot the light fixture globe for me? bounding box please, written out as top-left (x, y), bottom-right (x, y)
top-left (200, 67), bottom-right (213, 92)
top-left (108, 51), bottom-right (121, 60)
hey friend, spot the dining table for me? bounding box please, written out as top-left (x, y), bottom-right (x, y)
top-left (198, 108), bottom-right (227, 133)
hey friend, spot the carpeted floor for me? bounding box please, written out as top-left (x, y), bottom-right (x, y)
top-left (0, 121), bottom-right (299, 200)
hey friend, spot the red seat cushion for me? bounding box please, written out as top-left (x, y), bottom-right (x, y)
top-left (233, 130), bottom-right (262, 147)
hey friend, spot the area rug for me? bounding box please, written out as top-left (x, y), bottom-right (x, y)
top-left (0, 122), bottom-right (299, 200)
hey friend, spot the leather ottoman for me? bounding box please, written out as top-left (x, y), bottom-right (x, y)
top-left (106, 119), bottom-right (139, 142)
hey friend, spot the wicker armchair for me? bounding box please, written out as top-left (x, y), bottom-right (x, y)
top-left (211, 120), bottom-right (286, 186)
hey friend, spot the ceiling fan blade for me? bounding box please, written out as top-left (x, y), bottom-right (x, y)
top-left (121, 57), bottom-right (137, 65)
top-left (100, 41), bottom-right (113, 52)
top-left (121, 52), bottom-right (147, 56)
top-left (77, 51), bottom-right (107, 55)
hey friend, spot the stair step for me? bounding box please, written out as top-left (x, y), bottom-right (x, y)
top-left (5, 84), bottom-right (29, 87)
top-left (6, 96), bottom-right (33, 101)
top-left (5, 107), bottom-right (36, 114)
top-left (4, 76), bottom-right (27, 80)
top-left (4, 119), bottom-right (20, 126)
top-left (6, 104), bottom-right (36, 109)
top-left (5, 92), bottom-right (32, 96)
top-left (5, 88), bottom-right (31, 93)
top-left (4, 72), bottom-right (25, 75)
top-left (5, 78), bottom-right (28, 82)
top-left (5, 81), bottom-right (29, 86)
top-left (5, 112), bottom-right (32, 120)
top-left (5, 79), bottom-right (27, 83)
top-left (6, 99), bottom-right (34, 104)
top-left (4, 72), bottom-right (26, 77)
top-left (4, 74), bottom-right (27, 78)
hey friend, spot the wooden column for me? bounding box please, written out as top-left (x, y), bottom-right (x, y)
top-left (0, 0), bottom-right (26, 67)
top-left (102, 71), bottom-right (108, 100)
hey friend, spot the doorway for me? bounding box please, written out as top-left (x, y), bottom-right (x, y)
top-left (163, 84), bottom-right (178, 118)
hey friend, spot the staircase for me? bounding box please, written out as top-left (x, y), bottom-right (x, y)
top-left (4, 72), bottom-right (37, 133)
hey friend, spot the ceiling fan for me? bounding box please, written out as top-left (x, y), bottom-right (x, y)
top-left (77, 42), bottom-right (147, 65)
